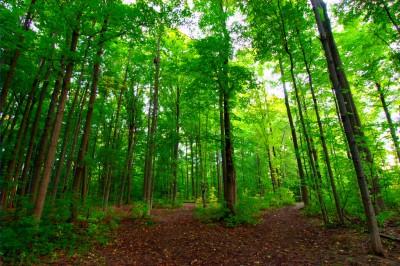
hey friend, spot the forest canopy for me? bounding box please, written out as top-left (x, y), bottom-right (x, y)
top-left (0, 0), bottom-right (399, 263)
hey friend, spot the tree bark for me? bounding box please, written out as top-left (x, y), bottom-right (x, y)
top-left (278, 58), bottom-right (308, 205)
top-left (19, 66), bottom-right (52, 197)
top-left (33, 23), bottom-right (80, 221)
top-left (172, 87), bottom-right (180, 205)
top-left (1, 58), bottom-right (46, 207)
top-left (72, 18), bottom-right (108, 220)
top-left (376, 82), bottom-right (400, 163)
top-left (295, 25), bottom-right (344, 224)
top-left (30, 58), bottom-right (65, 200)
top-left (278, 0), bottom-right (328, 224)
top-left (223, 88), bottom-right (236, 212)
top-left (310, 0), bottom-right (384, 255)
top-left (143, 33), bottom-right (161, 211)
top-left (0, 0), bottom-right (37, 114)
top-left (51, 38), bottom-right (91, 202)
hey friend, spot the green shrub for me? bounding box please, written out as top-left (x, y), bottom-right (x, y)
top-left (0, 202), bottom-right (123, 264)
top-left (194, 195), bottom-right (272, 227)
top-left (376, 210), bottom-right (396, 227)
top-left (226, 196), bottom-right (266, 227)
top-left (194, 205), bottom-right (228, 223)
top-left (152, 198), bottom-right (183, 209)
top-left (264, 188), bottom-right (295, 208)
top-left (131, 201), bottom-right (149, 219)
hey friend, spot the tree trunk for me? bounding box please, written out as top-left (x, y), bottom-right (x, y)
top-left (278, 0), bottom-right (328, 224)
top-left (33, 24), bottom-right (80, 222)
top-left (62, 82), bottom-right (90, 195)
top-left (376, 82), bottom-right (400, 163)
top-left (295, 25), bottom-right (344, 224)
top-left (19, 66), bottom-right (52, 197)
top-left (223, 88), bottom-right (236, 212)
top-left (172, 87), bottom-right (180, 205)
top-left (143, 33), bottom-right (161, 211)
top-left (0, 0), bottom-right (36, 114)
top-left (278, 58), bottom-right (308, 205)
top-left (72, 18), bottom-right (108, 220)
top-left (310, 0), bottom-right (384, 255)
top-left (1, 58), bottom-right (46, 207)
top-left (51, 38), bottom-right (91, 202)
top-left (30, 58), bottom-right (66, 200)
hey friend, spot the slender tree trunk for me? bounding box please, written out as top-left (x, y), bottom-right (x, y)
top-left (295, 26), bottom-right (344, 224)
top-left (0, 0), bottom-right (36, 114)
top-left (51, 38), bottom-right (91, 202)
top-left (30, 58), bottom-right (66, 200)
top-left (278, 0), bottom-right (328, 224)
top-left (190, 137), bottom-right (195, 199)
top-left (72, 18), bottom-right (108, 220)
top-left (62, 83), bottom-right (90, 195)
top-left (1, 59), bottom-right (46, 207)
top-left (278, 58), bottom-right (308, 205)
top-left (143, 33), bottom-right (161, 211)
top-left (172, 87), bottom-right (180, 205)
top-left (267, 145), bottom-right (277, 193)
top-left (381, 1), bottom-right (400, 39)
top-left (310, 0), bottom-right (384, 255)
top-left (19, 66), bottom-right (52, 197)
top-left (33, 24), bottom-right (80, 222)
top-left (121, 124), bottom-right (136, 205)
top-left (218, 88), bottom-right (227, 202)
top-left (376, 82), bottom-right (400, 163)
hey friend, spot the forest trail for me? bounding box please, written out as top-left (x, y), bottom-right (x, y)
top-left (67, 204), bottom-right (400, 266)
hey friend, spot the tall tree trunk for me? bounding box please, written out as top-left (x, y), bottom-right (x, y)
top-left (0, 0), bottom-right (36, 114)
top-left (19, 66), bottom-right (52, 197)
top-left (381, 1), bottom-right (400, 39)
top-left (376, 82), bottom-right (400, 163)
top-left (295, 25), bottom-right (344, 224)
top-left (278, 58), bottom-right (308, 205)
top-left (310, 0), bottom-right (384, 255)
top-left (1, 58), bottom-right (46, 207)
top-left (72, 18), bottom-right (108, 220)
top-left (223, 88), bottom-right (236, 212)
top-left (143, 34), bottom-right (161, 211)
top-left (30, 58), bottom-right (66, 200)
top-left (278, 0), bottom-right (328, 224)
top-left (51, 38), bottom-right (91, 202)
top-left (33, 24), bottom-right (80, 221)
top-left (119, 68), bottom-right (135, 205)
top-left (62, 82), bottom-right (90, 195)
top-left (267, 145), bottom-right (277, 193)
top-left (218, 88), bottom-right (227, 202)
top-left (190, 137), bottom-right (195, 199)
top-left (172, 87), bottom-right (180, 205)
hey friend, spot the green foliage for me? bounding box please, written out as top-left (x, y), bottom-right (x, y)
top-left (194, 205), bottom-right (229, 223)
top-left (264, 188), bottom-right (296, 208)
top-left (225, 196), bottom-right (267, 227)
top-left (376, 211), bottom-right (397, 227)
top-left (0, 203), bottom-right (123, 264)
top-left (131, 201), bottom-right (149, 219)
top-left (195, 190), bottom-right (296, 227)
top-left (152, 198), bottom-right (183, 209)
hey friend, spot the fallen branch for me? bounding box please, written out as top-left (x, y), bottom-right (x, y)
top-left (380, 233), bottom-right (400, 242)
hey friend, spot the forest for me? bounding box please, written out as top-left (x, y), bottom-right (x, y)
top-left (0, 0), bottom-right (399, 264)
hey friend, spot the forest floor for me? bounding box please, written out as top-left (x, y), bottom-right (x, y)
top-left (57, 203), bottom-right (400, 266)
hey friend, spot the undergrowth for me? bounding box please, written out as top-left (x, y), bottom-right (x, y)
top-left (194, 188), bottom-right (295, 227)
top-left (0, 200), bottom-right (148, 265)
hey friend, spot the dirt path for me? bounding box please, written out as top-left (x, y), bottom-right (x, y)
top-left (69, 204), bottom-right (400, 265)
